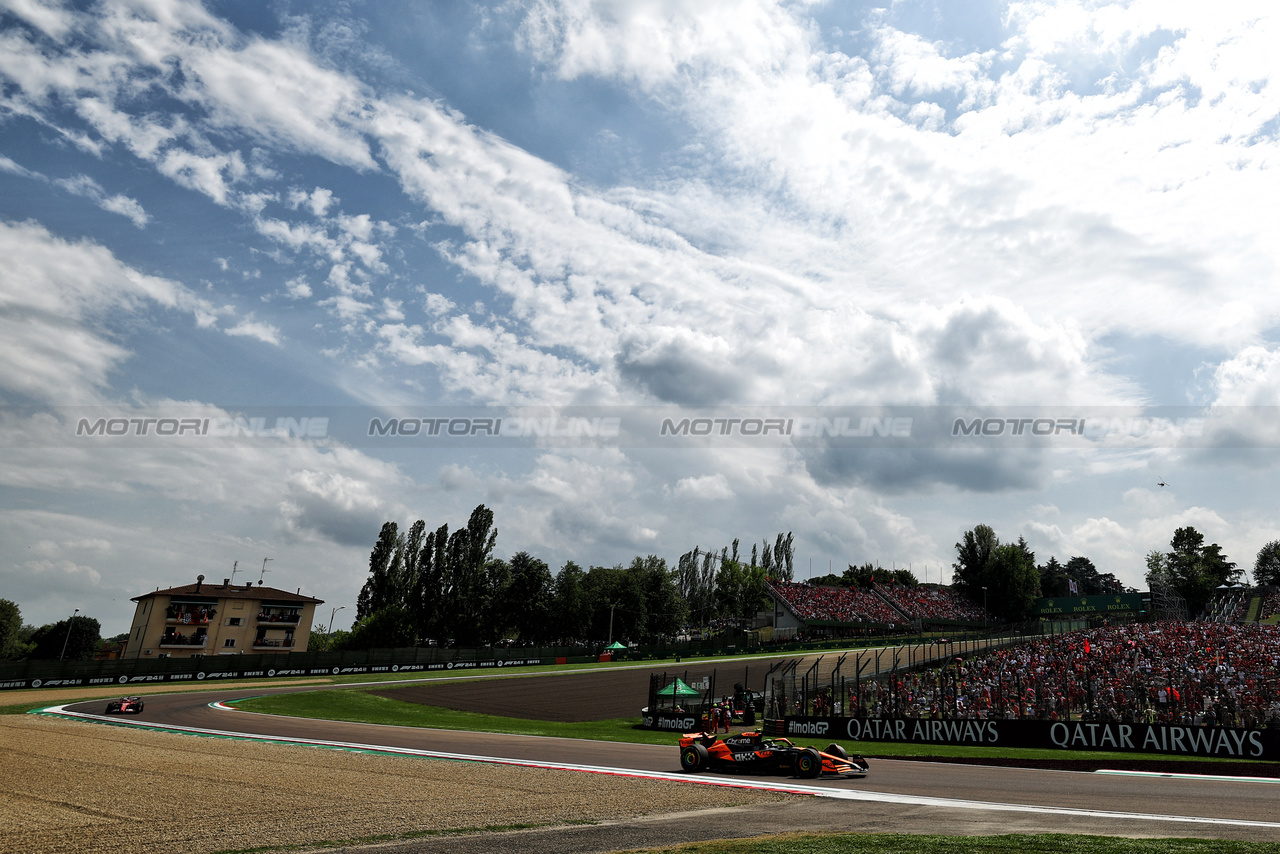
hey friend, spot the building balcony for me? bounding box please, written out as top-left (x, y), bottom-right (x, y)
top-left (252, 638), bottom-right (295, 649)
top-left (159, 635), bottom-right (207, 648)
top-left (256, 612), bottom-right (301, 625)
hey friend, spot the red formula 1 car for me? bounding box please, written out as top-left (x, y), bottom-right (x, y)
top-left (104, 696), bottom-right (145, 715)
top-left (678, 730), bottom-right (868, 778)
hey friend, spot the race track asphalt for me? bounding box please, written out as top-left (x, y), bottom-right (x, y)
top-left (53, 670), bottom-right (1280, 851)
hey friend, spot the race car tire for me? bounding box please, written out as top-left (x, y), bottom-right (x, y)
top-left (796, 747), bottom-right (822, 778)
top-left (680, 743), bottom-right (709, 773)
top-left (825, 743), bottom-right (849, 760)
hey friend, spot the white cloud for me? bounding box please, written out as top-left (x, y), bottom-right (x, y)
top-left (284, 276), bottom-right (313, 299)
top-left (0, 220), bottom-right (217, 404)
top-left (54, 174), bottom-right (150, 227)
top-left (672, 473), bottom-right (733, 500)
top-left (225, 316), bottom-right (283, 346)
top-left (1211, 346), bottom-right (1280, 407)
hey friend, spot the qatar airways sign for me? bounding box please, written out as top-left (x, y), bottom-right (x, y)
top-left (782, 716), bottom-right (1279, 761)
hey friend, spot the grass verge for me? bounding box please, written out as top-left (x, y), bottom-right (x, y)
top-left (234, 688), bottom-right (682, 745)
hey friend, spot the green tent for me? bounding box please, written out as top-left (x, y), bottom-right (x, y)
top-left (605, 641), bottom-right (627, 650)
top-left (656, 677), bottom-right (701, 698)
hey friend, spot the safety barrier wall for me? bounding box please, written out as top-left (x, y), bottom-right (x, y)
top-left (0, 650), bottom-right (582, 691)
top-left (0, 626), bottom-right (1008, 691)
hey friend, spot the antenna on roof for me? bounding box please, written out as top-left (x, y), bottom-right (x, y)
top-left (259, 557), bottom-right (273, 584)
top-left (230, 561), bottom-right (240, 584)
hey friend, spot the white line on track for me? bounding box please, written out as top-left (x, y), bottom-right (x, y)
top-left (39, 704), bottom-right (1280, 832)
top-left (1096, 769), bottom-right (1280, 785)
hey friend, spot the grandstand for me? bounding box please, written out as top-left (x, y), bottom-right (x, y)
top-left (1258, 588), bottom-right (1280, 624)
top-left (1197, 584), bottom-right (1280, 625)
top-left (875, 583), bottom-right (988, 623)
top-left (1199, 584), bottom-right (1252, 623)
top-left (848, 622), bottom-right (1280, 726)
top-left (767, 580), bottom-right (899, 627)
top-left (766, 580), bottom-right (990, 635)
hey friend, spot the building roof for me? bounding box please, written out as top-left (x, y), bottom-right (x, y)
top-left (132, 579), bottom-right (323, 605)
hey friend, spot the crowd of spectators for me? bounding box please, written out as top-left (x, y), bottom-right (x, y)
top-left (841, 622), bottom-right (1280, 727)
top-left (769, 581), bottom-right (900, 624)
top-left (875, 584), bottom-right (988, 622)
top-left (1258, 589), bottom-right (1280, 622)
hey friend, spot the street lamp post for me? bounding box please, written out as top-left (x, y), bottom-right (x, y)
top-left (326, 606), bottom-right (346, 650)
top-left (59, 608), bottom-right (80, 661)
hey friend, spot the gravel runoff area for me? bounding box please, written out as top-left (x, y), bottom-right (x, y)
top-left (0, 713), bottom-right (795, 854)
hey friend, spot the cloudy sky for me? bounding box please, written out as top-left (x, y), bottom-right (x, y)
top-left (2, 0), bottom-right (1279, 636)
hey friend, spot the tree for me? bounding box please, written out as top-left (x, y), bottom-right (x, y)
top-left (356, 521), bottom-right (400, 621)
top-left (507, 551), bottom-right (554, 645)
top-left (952, 524), bottom-right (998, 603)
top-left (1255, 540), bottom-right (1280, 588)
top-left (29, 614), bottom-right (101, 661)
top-left (1163, 526), bottom-right (1239, 616)
top-left (551, 561), bottom-right (590, 642)
top-left (842, 563), bottom-right (918, 588)
top-left (443, 505), bottom-right (498, 646)
top-left (675, 548), bottom-right (718, 627)
top-left (0, 599), bottom-right (23, 660)
top-left (479, 557), bottom-right (512, 645)
top-left (984, 542), bottom-right (1040, 623)
top-left (952, 526), bottom-right (1039, 622)
top-left (408, 523), bottom-right (450, 644)
top-left (1037, 556), bottom-right (1068, 597)
top-left (583, 564), bottom-right (645, 643)
top-left (890, 568), bottom-right (918, 587)
top-left (632, 555), bottom-right (685, 642)
top-left (340, 605), bottom-right (414, 650)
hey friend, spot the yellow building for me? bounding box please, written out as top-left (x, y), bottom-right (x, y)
top-left (123, 575), bottom-right (323, 659)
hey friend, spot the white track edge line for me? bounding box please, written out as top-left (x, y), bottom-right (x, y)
top-left (1095, 769), bottom-right (1280, 784)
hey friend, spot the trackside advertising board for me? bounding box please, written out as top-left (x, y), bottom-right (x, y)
top-left (0, 657), bottom-right (548, 691)
top-left (1033, 593), bottom-right (1145, 617)
top-left (776, 716), bottom-right (1280, 761)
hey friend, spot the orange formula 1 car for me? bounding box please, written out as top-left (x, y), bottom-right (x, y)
top-left (678, 730), bottom-right (868, 778)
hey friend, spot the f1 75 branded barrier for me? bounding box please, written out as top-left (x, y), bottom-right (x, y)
top-left (0, 656), bottom-right (551, 691)
top-left (769, 715), bottom-right (1280, 761)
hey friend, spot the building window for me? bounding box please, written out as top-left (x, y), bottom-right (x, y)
top-left (228, 617), bottom-right (243, 626)
top-left (224, 639), bottom-right (236, 648)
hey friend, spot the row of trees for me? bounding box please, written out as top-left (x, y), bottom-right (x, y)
top-left (0, 599), bottom-right (107, 661)
top-left (347, 504), bottom-right (794, 650)
top-left (804, 563), bottom-right (920, 589)
top-left (951, 523), bottom-right (1252, 623)
top-left (674, 534), bottom-right (793, 629)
